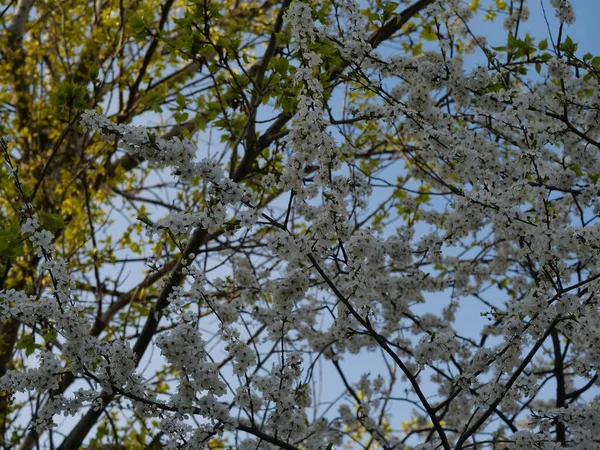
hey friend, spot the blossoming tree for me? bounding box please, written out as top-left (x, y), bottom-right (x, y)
top-left (0, 0), bottom-right (599, 448)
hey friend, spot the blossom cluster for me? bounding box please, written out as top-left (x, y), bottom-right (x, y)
top-left (80, 110), bottom-right (257, 237)
top-left (2, 0), bottom-right (600, 449)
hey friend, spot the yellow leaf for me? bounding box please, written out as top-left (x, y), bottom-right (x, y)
top-left (208, 438), bottom-right (226, 450)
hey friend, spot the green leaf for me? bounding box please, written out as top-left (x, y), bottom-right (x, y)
top-left (217, 36), bottom-right (232, 48)
top-left (275, 32), bottom-right (290, 45)
top-left (508, 33), bottom-right (524, 50)
top-left (50, 81), bottom-right (91, 110)
top-left (39, 213), bottom-right (66, 230)
top-left (175, 93), bottom-right (187, 108)
top-left (137, 215), bottom-right (155, 227)
top-left (143, 89), bottom-right (166, 113)
top-left (16, 334), bottom-right (37, 357)
top-left (126, 10), bottom-right (147, 41)
top-left (360, 8), bottom-right (379, 21)
top-left (42, 328), bottom-right (57, 344)
top-left (383, 1), bottom-right (399, 13)
top-left (0, 229), bottom-right (14, 241)
top-left (281, 96), bottom-right (295, 113)
top-left (272, 56), bottom-right (289, 74)
top-left (560, 35), bottom-right (577, 54)
top-left (88, 63), bottom-right (99, 81)
top-left (421, 24), bottom-right (437, 41)
top-left (538, 39), bottom-right (548, 51)
top-left (571, 165), bottom-right (583, 177)
top-left (0, 223), bottom-right (25, 259)
top-left (173, 111), bottom-right (189, 123)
